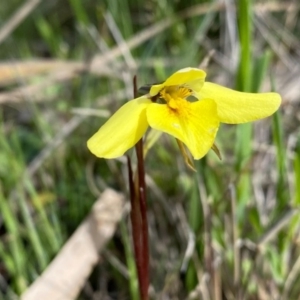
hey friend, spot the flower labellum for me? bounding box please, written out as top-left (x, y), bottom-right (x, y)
top-left (87, 68), bottom-right (281, 160)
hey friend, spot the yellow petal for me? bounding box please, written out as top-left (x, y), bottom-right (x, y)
top-left (199, 82), bottom-right (281, 124)
top-left (146, 99), bottom-right (219, 159)
top-left (87, 96), bottom-right (151, 158)
top-left (149, 68), bottom-right (206, 96)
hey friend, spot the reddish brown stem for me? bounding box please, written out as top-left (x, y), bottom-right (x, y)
top-left (126, 76), bottom-right (149, 300)
top-left (127, 156), bottom-right (145, 297)
top-left (135, 139), bottom-right (149, 300)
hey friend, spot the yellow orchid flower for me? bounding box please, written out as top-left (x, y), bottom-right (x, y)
top-left (87, 67), bottom-right (281, 160)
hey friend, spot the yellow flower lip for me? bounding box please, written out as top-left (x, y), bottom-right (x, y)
top-left (87, 67), bottom-right (281, 160)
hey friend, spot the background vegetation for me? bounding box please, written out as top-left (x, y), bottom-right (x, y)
top-left (0, 0), bottom-right (300, 299)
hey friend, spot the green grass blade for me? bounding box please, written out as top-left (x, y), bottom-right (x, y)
top-left (34, 16), bottom-right (61, 56)
top-left (0, 188), bottom-right (27, 293)
top-left (251, 50), bottom-right (272, 92)
top-left (24, 178), bottom-right (62, 254)
top-left (120, 220), bottom-right (139, 300)
top-left (16, 185), bottom-right (48, 271)
top-left (272, 110), bottom-right (289, 211)
top-left (293, 139), bottom-right (300, 206)
top-left (235, 0), bottom-right (253, 208)
top-left (68, 0), bottom-right (89, 25)
top-left (236, 0), bottom-right (252, 92)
